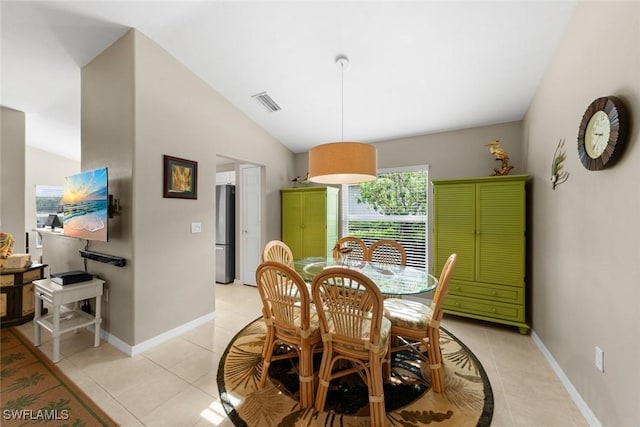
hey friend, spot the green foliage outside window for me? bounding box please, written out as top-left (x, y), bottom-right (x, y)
top-left (355, 172), bottom-right (427, 216)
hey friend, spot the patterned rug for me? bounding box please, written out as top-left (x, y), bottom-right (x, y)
top-left (0, 327), bottom-right (117, 426)
top-left (217, 317), bottom-right (493, 426)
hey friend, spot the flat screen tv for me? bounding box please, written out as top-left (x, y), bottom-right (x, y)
top-left (63, 167), bottom-right (109, 242)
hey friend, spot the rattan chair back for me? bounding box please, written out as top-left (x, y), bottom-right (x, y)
top-left (262, 240), bottom-right (294, 267)
top-left (332, 236), bottom-right (368, 261)
top-left (369, 239), bottom-right (407, 265)
top-left (255, 261), bottom-right (320, 407)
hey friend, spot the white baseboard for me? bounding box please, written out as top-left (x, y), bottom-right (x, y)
top-left (531, 330), bottom-right (602, 427)
top-left (97, 311), bottom-right (216, 357)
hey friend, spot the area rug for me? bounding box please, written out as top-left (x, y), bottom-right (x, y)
top-left (0, 327), bottom-right (117, 426)
top-left (217, 317), bottom-right (493, 426)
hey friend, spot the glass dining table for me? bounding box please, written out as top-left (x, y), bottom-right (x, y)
top-left (293, 257), bottom-right (438, 296)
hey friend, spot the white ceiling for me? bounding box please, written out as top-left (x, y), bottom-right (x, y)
top-left (1, 1), bottom-right (577, 162)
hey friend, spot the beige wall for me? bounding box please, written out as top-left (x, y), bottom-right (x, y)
top-left (81, 29), bottom-right (136, 344)
top-left (295, 121), bottom-right (523, 181)
top-left (1, 107), bottom-right (26, 253)
top-left (523, 2), bottom-right (639, 426)
top-left (77, 29), bottom-right (295, 346)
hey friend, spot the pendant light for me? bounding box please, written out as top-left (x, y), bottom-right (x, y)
top-left (308, 55), bottom-right (377, 184)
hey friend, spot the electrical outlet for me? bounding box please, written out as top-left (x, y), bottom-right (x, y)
top-left (191, 222), bottom-right (202, 233)
top-left (595, 346), bottom-right (604, 373)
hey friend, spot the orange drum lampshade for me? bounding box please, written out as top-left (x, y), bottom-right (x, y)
top-left (308, 142), bottom-right (377, 184)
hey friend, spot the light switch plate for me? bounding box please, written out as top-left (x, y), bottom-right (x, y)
top-left (191, 222), bottom-right (202, 233)
top-left (595, 346), bottom-right (604, 372)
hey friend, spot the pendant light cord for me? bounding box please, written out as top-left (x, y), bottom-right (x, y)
top-left (340, 60), bottom-right (344, 141)
top-left (335, 54), bottom-right (350, 142)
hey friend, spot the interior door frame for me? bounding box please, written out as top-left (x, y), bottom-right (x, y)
top-left (239, 163), bottom-right (264, 286)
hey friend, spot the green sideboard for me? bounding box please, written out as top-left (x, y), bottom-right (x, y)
top-left (281, 186), bottom-right (339, 259)
top-left (433, 175), bottom-right (529, 334)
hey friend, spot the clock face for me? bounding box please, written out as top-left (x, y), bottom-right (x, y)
top-left (577, 96), bottom-right (629, 171)
top-left (584, 110), bottom-right (611, 159)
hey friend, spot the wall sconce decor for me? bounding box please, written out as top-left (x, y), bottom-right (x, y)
top-left (551, 138), bottom-right (569, 190)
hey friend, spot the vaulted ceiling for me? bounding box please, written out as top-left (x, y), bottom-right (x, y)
top-left (1, 1), bottom-right (577, 162)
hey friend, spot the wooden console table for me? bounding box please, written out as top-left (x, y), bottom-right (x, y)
top-left (0, 263), bottom-right (47, 327)
top-left (33, 277), bottom-right (104, 363)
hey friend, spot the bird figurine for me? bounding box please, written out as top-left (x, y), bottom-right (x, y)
top-left (291, 172), bottom-right (310, 187)
top-left (550, 138), bottom-right (569, 190)
top-left (332, 243), bottom-right (352, 264)
top-left (485, 140), bottom-right (514, 176)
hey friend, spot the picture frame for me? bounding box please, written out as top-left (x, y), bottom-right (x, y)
top-left (163, 155), bottom-right (198, 199)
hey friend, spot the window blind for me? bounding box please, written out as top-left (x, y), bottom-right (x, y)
top-left (342, 167), bottom-right (428, 269)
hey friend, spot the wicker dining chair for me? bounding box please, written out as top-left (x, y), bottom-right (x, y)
top-left (382, 253), bottom-right (457, 393)
top-left (255, 261), bottom-right (321, 408)
top-left (332, 236), bottom-right (368, 261)
top-left (312, 267), bottom-right (391, 426)
top-left (262, 240), bottom-right (294, 267)
top-left (369, 239), bottom-right (407, 265)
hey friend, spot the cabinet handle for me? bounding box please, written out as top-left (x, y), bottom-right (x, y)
top-left (491, 290), bottom-right (497, 295)
top-left (491, 308), bottom-right (497, 313)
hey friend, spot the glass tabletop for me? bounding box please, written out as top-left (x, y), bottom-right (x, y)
top-left (294, 257), bottom-right (438, 296)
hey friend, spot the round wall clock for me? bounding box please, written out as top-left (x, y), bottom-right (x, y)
top-left (577, 96), bottom-right (629, 170)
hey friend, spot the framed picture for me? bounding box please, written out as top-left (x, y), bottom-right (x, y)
top-left (163, 155), bottom-right (198, 199)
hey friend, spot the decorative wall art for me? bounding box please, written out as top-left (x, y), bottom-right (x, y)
top-left (551, 139), bottom-right (569, 190)
top-left (163, 155), bottom-right (198, 199)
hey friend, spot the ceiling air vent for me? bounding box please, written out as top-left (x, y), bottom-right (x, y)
top-left (251, 91), bottom-right (281, 112)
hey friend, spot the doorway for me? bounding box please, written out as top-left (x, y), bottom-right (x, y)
top-left (215, 157), bottom-right (263, 287)
top-left (239, 164), bottom-right (262, 286)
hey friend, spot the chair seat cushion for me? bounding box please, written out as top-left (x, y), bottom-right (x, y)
top-left (326, 316), bottom-right (391, 353)
top-left (292, 304), bottom-right (321, 336)
top-left (383, 298), bottom-right (432, 331)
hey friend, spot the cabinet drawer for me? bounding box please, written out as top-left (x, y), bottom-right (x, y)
top-left (22, 284), bottom-right (35, 315)
top-left (0, 293), bottom-right (6, 317)
top-left (36, 287), bottom-right (54, 304)
top-left (23, 269), bottom-right (43, 284)
top-left (448, 281), bottom-right (523, 304)
top-left (443, 295), bottom-right (524, 322)
top-left (1, 275), bottom-right (14, 287)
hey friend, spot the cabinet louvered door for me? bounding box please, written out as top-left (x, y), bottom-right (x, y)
top-left (301, 191), bottom-right (327, 258)
top-left (282, 192), bottom-right (304, 257)
top-left (476, 182), bottom-right (525, 286)
top-left (434, 183), bottom-right (475, 281)
top-left (281, 187), bottom-right (339, 259)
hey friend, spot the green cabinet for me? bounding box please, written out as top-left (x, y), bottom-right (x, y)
top-left (281, 187), bottom-right (339, 259)
top-left (433, 175), bottom-right (528, 334)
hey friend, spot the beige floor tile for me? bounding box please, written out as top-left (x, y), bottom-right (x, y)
top-left (169, 346), bottom-right (218, 383)
top-left (182, 321), bottom-right (216, 349)
top-left (86, 355), bottom-right (167, 396)
top-left (143, 336), bottom-right (205, 370)
top-left (73, 379), bottom-right (144, 426)
top-left (192, 398), bottom-right (234, 427)
top-left (192, 359), bottom-right (222, 398)
top-left (140, 385), bottom-right (217, 426)
top-left (113, 370), bottom-right (190, 419)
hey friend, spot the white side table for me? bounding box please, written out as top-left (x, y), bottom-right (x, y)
top-left (33, 277), bottom-right (104, 363)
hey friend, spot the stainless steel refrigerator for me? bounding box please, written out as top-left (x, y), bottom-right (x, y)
top-left (215, 185), bottom-right (235, 284)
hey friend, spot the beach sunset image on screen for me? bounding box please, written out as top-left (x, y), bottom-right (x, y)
top-left (63, 167), bottom-right (108, 241)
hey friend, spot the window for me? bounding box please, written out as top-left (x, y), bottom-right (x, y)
top-left (35, 185), bottom-right (63, 247)
top-left (342, 166), bottom-right (429, 269)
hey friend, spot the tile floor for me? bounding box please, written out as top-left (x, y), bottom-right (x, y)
top-left (15, 282), bottom-right (589, 427)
